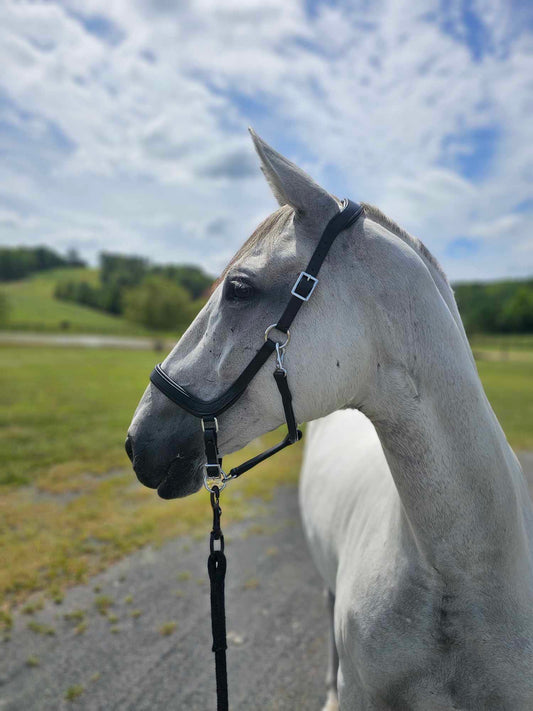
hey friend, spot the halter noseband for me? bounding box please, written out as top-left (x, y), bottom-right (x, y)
top-left (149, 199), bottom-right (364, 492)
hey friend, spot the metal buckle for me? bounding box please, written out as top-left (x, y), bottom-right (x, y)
top-left (201, 417), bottom-right (219, 433)
top-left (291, 271), bottom-right (318, 301)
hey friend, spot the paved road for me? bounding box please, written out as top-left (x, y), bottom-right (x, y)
top-left (2, 453), bottom-right (532, 711)
top-left (0, 332), bottom-right (171, 350)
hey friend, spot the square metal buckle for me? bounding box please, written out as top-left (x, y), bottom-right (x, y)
top-left (201, 417), bottom-right (219, 433)
top-left (291, 271), bottom-right (318, 301)
top-left (205, 462), bottom-right (223, 476)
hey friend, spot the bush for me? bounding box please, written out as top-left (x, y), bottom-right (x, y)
top-left (123, 276), bottom-right (196, 331)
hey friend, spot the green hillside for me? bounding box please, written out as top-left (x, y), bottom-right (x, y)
top-left (0, 268), bottom-right (151, 336)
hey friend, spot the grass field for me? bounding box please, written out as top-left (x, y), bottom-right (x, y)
top-left (0, 343), bottom-right (531, 616)
top-left (0, 346), bottom-right (303, 614)
top-left (477, 360), bottom-right (533, 449)
top-left (1, 268), bottom-right (150, 336)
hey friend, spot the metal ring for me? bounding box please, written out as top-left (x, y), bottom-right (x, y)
top-left (204, 472), bottom-right (227, 493)
top-left (264, 324), bottom-right (291, 348)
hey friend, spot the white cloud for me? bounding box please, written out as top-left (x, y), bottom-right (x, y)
top-left (0, 0), bottom-right (531, 280)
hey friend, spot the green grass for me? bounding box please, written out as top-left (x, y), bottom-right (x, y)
top-left (1, 268), bottom-right (150, 335)
top-left (159, 621), bottom-right (177, 636)
top-left (477, 360), bottom-right (533, 449)
top-left (64, 685), bottom-right (84, 702)
top-left (0, 342), bottom-right (531, 609)
top-left (0, 347), bottom-right (158, 487)
top-left (0, 345), bottom-right (303, 607)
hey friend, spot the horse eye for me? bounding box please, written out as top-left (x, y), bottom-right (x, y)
top-left (226, 279), bottom-right (254, 302)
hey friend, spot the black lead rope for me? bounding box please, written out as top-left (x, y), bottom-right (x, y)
top-left (148, 199), bottom-right (365, 711)
top-left (208, 487), bottom-right (228, 711)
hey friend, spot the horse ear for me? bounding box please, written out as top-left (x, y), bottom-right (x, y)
top-left (248, 128), bottom-right (338, 220)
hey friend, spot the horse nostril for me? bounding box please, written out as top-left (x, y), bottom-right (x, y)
top-left (125, 435), bottom-right (134, 463)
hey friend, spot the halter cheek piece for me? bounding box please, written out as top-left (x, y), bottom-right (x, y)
top-left (149, 199), bottom-right (364, 492)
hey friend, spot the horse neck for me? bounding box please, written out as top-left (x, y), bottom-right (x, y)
top-left (359, 265), bottom-right (531, 579)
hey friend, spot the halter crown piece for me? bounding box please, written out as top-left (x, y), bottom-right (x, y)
top-left (148, 198), bottom-right (364, 711)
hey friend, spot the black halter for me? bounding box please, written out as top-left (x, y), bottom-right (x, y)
top-left (148, 198), bottom-right (363, 710)
top-left (149, 198), bottom-right (364, 490)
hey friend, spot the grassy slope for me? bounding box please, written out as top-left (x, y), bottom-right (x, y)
top-left (0, 344), bottom-right (531, 613)
top-left (1, 268), bottom-right (150, 336)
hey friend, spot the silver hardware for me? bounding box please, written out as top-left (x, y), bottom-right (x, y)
top-left (203, 462), bottom-right (228, 492)
top-left (201, 417), bottom-right (219, 433)
top-left (291, 271), bottom-right (318, 301)
top-left (264, 324), bottom-right (291, 348)
top-left (275, 342), bottom-right (287, 375)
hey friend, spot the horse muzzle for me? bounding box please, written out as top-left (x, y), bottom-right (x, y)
top-left (126, 396), bottom-right (205, 499)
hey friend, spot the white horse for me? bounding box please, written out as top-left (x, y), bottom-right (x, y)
top-left (127, 130), bottom-right (533, 710)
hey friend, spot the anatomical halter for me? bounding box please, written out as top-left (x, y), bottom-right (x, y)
top-left (149, 199), bottom-right (364, 493)
top-left (148, 198), bottom-right (364, 711)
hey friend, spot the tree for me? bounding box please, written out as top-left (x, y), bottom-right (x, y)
top-left (100, 253), bottom-right (148, 288)
top-left (66, 248), bottom-right (86, 267)
top-left (500, 288), bottom-right (533, 333)
top-left (153, 264), bottom-right (213, 299)
top-left (0, 245), bottom-right (79, 281)
top-left (454, 279), bottom-right (533, 334)
top-left (123, 276), bottom-right (195, 331)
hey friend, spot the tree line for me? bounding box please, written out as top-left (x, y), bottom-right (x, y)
top-left (0, 246), bottom-right (85, 281)
top-left (0, 243), bottom-right (531, 335)
top-left (54, 252), bottom-right (213, 331)
top-left (454, 279), bottom-right (533, 334)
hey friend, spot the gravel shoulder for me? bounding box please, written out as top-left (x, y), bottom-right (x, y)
top-left (2, 453), bottom-right (532, 711)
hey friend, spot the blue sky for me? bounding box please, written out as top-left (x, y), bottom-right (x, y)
top-left (0, 0), bottom-right (531, 281)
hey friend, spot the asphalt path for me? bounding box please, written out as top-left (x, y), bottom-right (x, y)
top-left (0, 332), bottom-right (168, 350)
top-left (2, 452), bottom-right (532, 711)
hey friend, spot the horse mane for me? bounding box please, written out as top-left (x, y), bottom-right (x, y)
top-left (214, 201), bottom-right (449, 291)
top-left (361, 202), bottom-right (449, 285)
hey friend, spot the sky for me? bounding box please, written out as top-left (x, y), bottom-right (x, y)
top-left (0, 0), bottom-right (532, 282)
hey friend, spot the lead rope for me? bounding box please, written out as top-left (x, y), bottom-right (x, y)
top-left (208, 486), bottom-right (228, 711)
top-left (203, 353), bottom-right (298, 710)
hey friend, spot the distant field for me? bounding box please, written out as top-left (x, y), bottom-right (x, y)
top-left (470, 333), bottom-right (533, 362)
top-left (470, 333), bottom-right (533, 350)
top-left (0, 342), bottom-right (531, 613)
top-left (1, 268), bottom-right (150, 336)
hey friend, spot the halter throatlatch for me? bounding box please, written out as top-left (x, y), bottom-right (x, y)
top-left (149, 198), bottom-right (364, 491)
top-left (148, 198), bottom-right (364, 711)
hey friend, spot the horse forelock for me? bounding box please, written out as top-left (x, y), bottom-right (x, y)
top-left (212, 204), bottom-right (294, 292)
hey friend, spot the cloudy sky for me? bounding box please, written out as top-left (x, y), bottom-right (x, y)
top-left (0, 0), bottom-right (531, 281)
